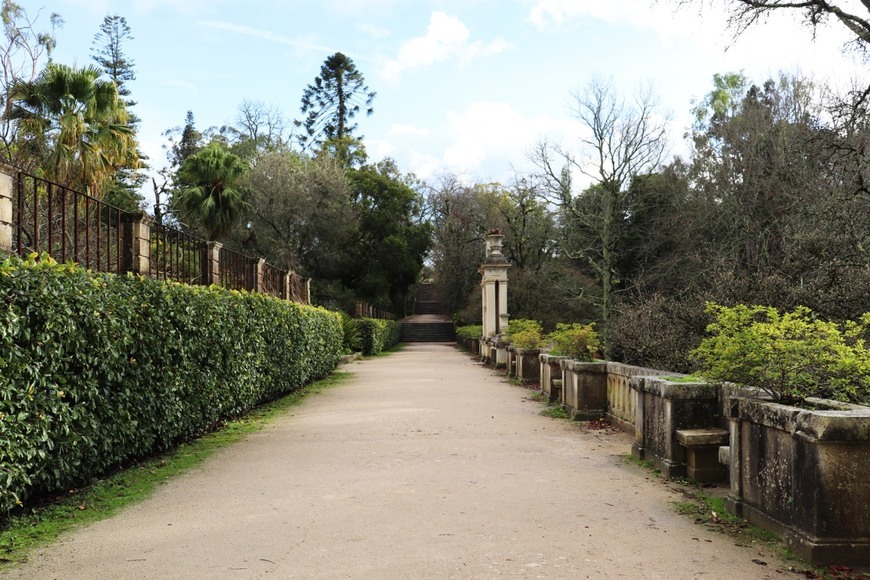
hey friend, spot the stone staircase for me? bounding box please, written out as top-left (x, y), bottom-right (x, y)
top-left (400, 321), bottom-right (455, 342)
top-left (400, 283), bottom-right (454, 342)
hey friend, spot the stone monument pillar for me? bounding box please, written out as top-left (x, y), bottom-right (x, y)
top-left (479, 229), bottom-right (511, 364)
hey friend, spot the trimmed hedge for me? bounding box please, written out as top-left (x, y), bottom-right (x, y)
top-left (455, 325), bottom-right (482, 340)
top-left (357, 318), bottom-right (400, 355)
top-left (0, 255), bottom-right (343, 514)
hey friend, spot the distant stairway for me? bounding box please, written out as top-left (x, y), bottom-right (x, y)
top-left (400, 321), bottom-right (456, 342)
top-left (414, 301), bottom-right (442, 315)
top-left (401, 283), bottom-right (454, 342)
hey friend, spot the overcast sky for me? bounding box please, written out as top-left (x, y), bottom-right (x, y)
top-left (33, 0), bottom-right (865, 192)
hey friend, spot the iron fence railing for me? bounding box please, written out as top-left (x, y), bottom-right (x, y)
top-left (14, 172), bottom-right (125, 274)
top-left (218, 246), bottom-right (256, 292)
top-left (5, 169), bottom-right (309, 304)
top-left (262, 261), bottom-right (285, 299)
top-left (149, 221), bottom-right (205, 284)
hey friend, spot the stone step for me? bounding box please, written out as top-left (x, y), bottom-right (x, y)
top-left (400, 322), bottom-right (455, 342)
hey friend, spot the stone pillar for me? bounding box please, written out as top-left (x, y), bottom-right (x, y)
top-left (122, 213), bottom-right (154, 275)
top-left (479, 230), bottom-right (512, 339)
top-left (254, 258), bottom-right (266, 293)
top-left (0, 165), bottom-right (13, 254)
top-left (201, 241), bottom-right (222, 286)
top-left (283, 272), bottom-right (292, 301)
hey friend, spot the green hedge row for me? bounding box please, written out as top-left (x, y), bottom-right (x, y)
top-left (0, 255), bottom-right (343, 514)
top-left (455, 325), bottom-right (482, 340)
top-left (357, 318), bottom-right (400, 355)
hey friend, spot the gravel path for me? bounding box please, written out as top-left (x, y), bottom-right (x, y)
top-left (4, 344), bottom-right (792, 579)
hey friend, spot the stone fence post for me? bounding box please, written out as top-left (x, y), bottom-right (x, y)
top-left (254, 258), bottom-right (266, 293)
top-left (0, 164), bottom-right (14, 254)
top-left (121, 213), bottom-right (154, 275)
top-left (201, 241), bottom-right (222, 286)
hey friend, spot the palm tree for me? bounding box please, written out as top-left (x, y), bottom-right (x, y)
top-left (10, 62), bottom-right (138, 195)
top-left (174, 143), bottom-right (249, 241)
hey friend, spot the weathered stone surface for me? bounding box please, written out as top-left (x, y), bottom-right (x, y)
top-left (676, 428), bottom-right (728, 447)
top-left (560, 360), bottom-right (608, 420)
top-left (631, 376), bottom-right (724, 479)
top-left (728, 397), bottom-right (870, 566)
top-left (538, 353), bottom-right (566, 402)
top-left (514, 348), bottom-right (540, 383)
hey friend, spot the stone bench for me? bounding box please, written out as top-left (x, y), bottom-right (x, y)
top-left (551, 378), bottom-right (563, 403)
top-left (676, 428), bottom-right (729, 483)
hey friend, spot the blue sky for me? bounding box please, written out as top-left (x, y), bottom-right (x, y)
top-left (28, 0), bottom-right (865, 194)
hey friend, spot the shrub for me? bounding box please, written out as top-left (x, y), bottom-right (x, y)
top-left (692, 303), bottom-right (870, 405)
top-left (503, 319), bottom-right (544, 350)
top-left (545, 323), bottom-right (601, 361)
top-left (356, 318), bottom-right (400, 355)
top-left (455, 325), bottom-right (482, 340)
top-left (339, 312), bottom-right (362, 353)
top-left (610, 293), bottom-right (710, 373)
top-left (0, 254), bottom-right (343, 515)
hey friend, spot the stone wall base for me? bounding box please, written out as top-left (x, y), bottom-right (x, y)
top-left (726, 497), bottom-right (870, 567)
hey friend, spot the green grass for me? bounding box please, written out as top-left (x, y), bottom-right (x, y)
top-left (540, 404), bottom-right (570, 419)
top-left (0, 371), bottom-right (353, 568)
top-left (658, 374), bottom-right (705, 383)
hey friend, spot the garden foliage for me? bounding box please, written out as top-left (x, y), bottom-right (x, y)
top-left (0, 255), bottom-right (343, 515)
top-left (545, 323), bottom-right (601, 361)
top-left (692, 303), bottom-right (870, 405)
top-left (503, 319), bottom-right (543, 350)
top-left (455, 325), bottom-right (482, 340)
top-left (356, 318), bottom-right (400, 356)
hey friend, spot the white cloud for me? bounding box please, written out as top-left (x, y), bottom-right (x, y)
top-left (440, 101), bottom-right (582, 177)
top-left (381, 11), bottom-right (510, 80)
top-left (389, 124), bottom-right (430, 138)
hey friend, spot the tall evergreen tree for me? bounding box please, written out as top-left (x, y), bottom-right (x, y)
top-left (91, 13), bottom-right (143, 209)
top-left (297, 52), bottom-right (374, 165)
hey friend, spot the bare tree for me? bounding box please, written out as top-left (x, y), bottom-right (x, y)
top-left (687, 1), bottom-right (870, 53)
top-left (0, 1), bottom-right (61, 163)
top-left (531, 79), bottom-right (669, 353)
top-left (235, 99), bottom-right (290, 156)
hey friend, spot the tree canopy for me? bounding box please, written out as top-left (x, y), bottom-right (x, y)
top-left (297, 52), bottom-right (375, 165)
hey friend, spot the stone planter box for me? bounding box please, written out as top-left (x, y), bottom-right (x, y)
top-left (726, 397), bottom-right (870, 566)
top-left (514, 348), bottom-right (540, 384)
top-left (630, 376), bottom-right (724, 479)
top-left (560, 360), bottom-right (608, 420)
top-left (480, 337), bottom-right (507, 368)
top-left (539, 353), bottom-right (566, 402)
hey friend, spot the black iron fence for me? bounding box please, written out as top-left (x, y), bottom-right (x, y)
top-left (2, 168), bottom-right (309, 304)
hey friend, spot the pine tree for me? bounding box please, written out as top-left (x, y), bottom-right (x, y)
top-left (91, 13), bottom-right (143, 210)
top-left (297, 52), bottom-right (375, 165)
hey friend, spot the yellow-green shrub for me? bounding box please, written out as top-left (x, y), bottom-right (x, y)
top-left (456, 325), bottom-right (482, 340)
top-left (545, 323), bottom-right (601, 361)
top-left (503, 319), bottom-right (543, 349)
top-left (692, 303), bottom-right (870, 405)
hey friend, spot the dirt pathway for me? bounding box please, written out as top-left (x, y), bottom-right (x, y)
top-left (4, 344), bottom-right (792, 579)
